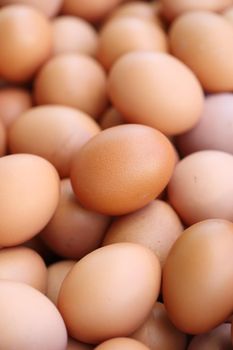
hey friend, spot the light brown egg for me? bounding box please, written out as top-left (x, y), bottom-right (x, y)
top-left (58, 243), bottom-right (161, 344)
top-left (0, 0), bottom-right (63, 17)
top-left (0, 280), bottom-right (67, 349)
top-left (68, 338), bottom-right (93, 350)
top-left (161, 0), bottom-right (232, 20)
top-left (108, 52), bottom-right (204, 136)
top-left (163, 219), bottom-right (233, 334)
top-left (0, 154), bottom-right (60, 246)
top-left (176, 94), bottom-right (233, 156)
top-left (47, 260), bottom-right (75, 305)
top-left (40, 179), bottom-right (111, 259)
top-left (9, 105), bottom-right (100, 177)
top-left (95, 338), bottom-right (150, 350)
top-left (51, 16), bottom-right (98, 57)
top-left (61, 0), bottom-right (124, 23)
top-left (0, 5), bottom-right (52, 83)
top-left (188, 324), bottom-right (232, 350)
top-left (71, 124), bottom-right (175, 216)
top-left (99, 107), bottom-right (124, 129)
top-left (0, 118), bottom-right (6, 156)
top-left (132, 302), bottom-right (187, 350)
top-left (98, 17), bottom-right (168, 70)
top-left (169, 11), bottom-right (233, 92)
top-left (168, 150), bottom-right (233, 225)
top-left (34, 54), bottom-right (107, 119)
top-left (0, 87), bottom-right (32, 129)
top-left (103, 200), bottom-right (183, 267)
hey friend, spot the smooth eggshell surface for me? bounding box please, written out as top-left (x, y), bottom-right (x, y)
top-left (95, 338), bottom-right (150, 350)
top-left (0, 0), bottom-right (63, 17)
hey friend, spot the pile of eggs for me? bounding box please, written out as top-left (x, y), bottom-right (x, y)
top-left (0, 0), bottom-right (233, 349)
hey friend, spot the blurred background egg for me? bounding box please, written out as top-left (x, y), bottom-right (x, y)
top-left (99, 107), bottom-right (124, 129)
top-left (0, 0), bottom-right (63, 17)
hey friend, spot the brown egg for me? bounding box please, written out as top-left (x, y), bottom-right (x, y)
top-left (9, 105), bottom-right (100, 177)
top-left (95, 338), bottom-right (150, 350)
top-left (0, 118), bottom-right (6, 156)
top-left (0, 154), bottom-right (60, 246)
top-left (176, 94), bottom-right (233, 156)
top-left (51, 16), bottom-right (98, 57)
top-left (40, 179), bottom-right (111, 259)
top-left (0, 87), bottom-right (32, 129)
top-left (108, 52), bottom-right (204, 136)
top-left (0, 0), bottom-right (63, 17)
top-left (0, 5), bottom-right (52, 83)
top-left (0, 246), bottom-right (47, 293)
top-left (99, 107), bottom-right (124, 129)
top-left (132, 302), bottom-right (187, 350)
top-left (68, 338), bottom-right (93, 350)
top-left (47, 260), bottom-right (76, 305)
top-left (34, 54), bottom-right (107, 119)
top-left (161, 0), bottom-right (232, 20)
top-left (163, 219), bottom-right (233, 334)
top-left (168, 150), bottom-right (233, 225)
top-left (71, 124), bottom-right (175, 216)
top-left (188, 324), bottom-right (232, 350)
top-left (98, 17), bottom-right (168, 70)
top-left (0, 280), bottom-right (67, 349)
top-left (58, 243), bottom-right (161, 343)
top-left (61, 0), bottom-right (124, 23)
top-left (170, 11), bottom-right (233, 92)
top-left (103, 200), bottom-right (183, 267)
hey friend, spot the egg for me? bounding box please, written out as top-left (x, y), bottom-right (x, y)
top-left (0, 154), bottom-right (60, 246)
top-left (95, 338), bottom-right (150, 350)
top-left (168, 150), bottom-right (233, 225)
top-left (99, 107), bottom-right (124, 129)
top-left (188, 324), bottom-right (232, 349)
top-left (108, 52), bottom-right (204, 136)
top-left (40, 179), bottom-right (111, 259)
top-left (223, 6), bottom-right (233, 24)
top-left (0, 87), bottom-right (32, 129)
top-left (34, 54), bottom-right (107, 119)
top-left (169, 11), bottom-right (233, 92)
top-left (98, 17), bottom-right (168, 70)
top-left (51, 16), bottom-right (98, 57)
top-left (176, 94), bottom-right (233, 156)
top-left (0, 0), bottom-right (63, 17)
top-left (0, 118), bottom-right (6, 156)
top-left (71, 124), bottom-right (175, 216)
top-left (0, 5), bottom-right (52, 83)
top-left (163, 219), bottom-right (233, 334)
top-left (47, 260), bottom-right (76, 305)
top-left (103, 200), bottom-right (183, 267)
top-left (61, 0), bottom-right (125, 23)
top-left (0, 280), bottom-right (67, 349)
top-left (9, 105), bottom-right (100, 177)
top-left (58, 243), bottom-right (161, 343)
top-left (68, 338), bottom-right (93, 350)
top-left (132, 302), bottom-right (187, 350)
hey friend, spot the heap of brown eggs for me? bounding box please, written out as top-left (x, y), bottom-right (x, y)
top-left (0, 0), bottom-right (233, 349)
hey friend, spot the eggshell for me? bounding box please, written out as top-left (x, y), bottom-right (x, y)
top-left (58, 243), bottom-right (161, 343)
top-left (0, 87), bottom-right (32, 129)
top-left (71, 124), bottom-right (175, 216)
top-left (95, 338), bottom-right (150, 350)
top-left (40, 179), bottom-right (110, 259)
top-left (0, 246), bottom-right (47, 293)
top-left (168, 150), bottom-right (233, 225)
top-left (61, 0), bottom-right (124, 23)
top-left (0, 0), bottom-right (63, 17)
top-left (132, 302), bottom-right (187, 350)
top-left (0, 118), bottom-right (6, 156)
top-left (98, 17), bottom-right (168, 70)
top-left (47, 260), bottom-right (76, 305)
top-left (108, 52), bottom-right (204, 136)
top-left (161, 0), bottom-right (232, 20)
top-left (0, 154), bottom-right (60, 246)
top-left (99, 107), bottom-right (124, 129)
top-left (0, 280), bottom-right (67, 349)
top-left (103, 200), bottom-right (183, 267)
top-left (223, 7), bottom-right (233, 24)
top-left (9, 105), bottom-right (100, 177)
top-left (0, 5), bottom-right (52, 83)
top-left (68, 338), bottom-right (93, 350)
top-left (163, 219), bottom-right (233, 334)
top-left (169, 11), bottom-right (233, 92)
top-left (176, 94), bottom-right (233, 156)
top-left (188, 324), bottom-right (232, 350)
top-left (34, 54), bottom-right (107, 119)
top-left (51, 16), bottom-right (98, 57)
